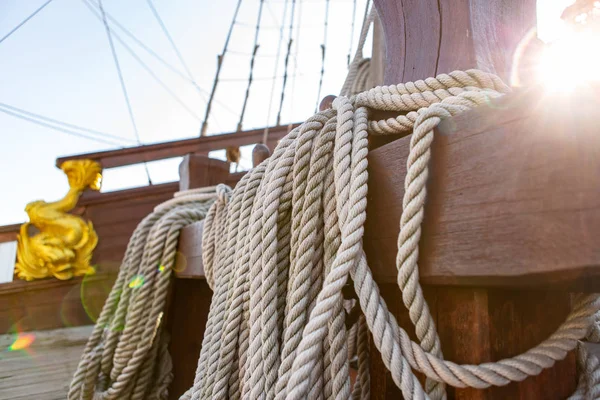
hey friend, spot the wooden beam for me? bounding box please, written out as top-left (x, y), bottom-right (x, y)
top-left (55, 124), bottom-right (297, 169)
top-left (365, 87), bottom-right (600, 289)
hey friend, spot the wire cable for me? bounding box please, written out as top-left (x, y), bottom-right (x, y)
top-left (263, 0), bottom-right (290, 143)
top-left (97, 0), bottom-right (152, 185)
top-left (237, 0), bottom-right (266, 131)
top-left (314, 0), bottom-right (330, 112)
top-left (276, 0), bottom-right (297, 125)
top-left (82, 0), bottom-right (206, 121)
top-left (347, 0), bottom-right (357, 65)
top-left (0, 105), bottom-right (125, 148)
top-left (145, 0), bottom-right (197, 89)
top-left (0, 102), bottom-right (136, 145)
top-left (200, 0), bottom-right (244, 136)
top-left (287, 0), bottom-right (303, 121)
top-left (0, 0), bottom-right (54, 45)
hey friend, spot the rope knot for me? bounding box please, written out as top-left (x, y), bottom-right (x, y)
top-left (216, 184), bottom-right (232, 205)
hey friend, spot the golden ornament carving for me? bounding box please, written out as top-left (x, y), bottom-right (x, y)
top-left (15, 159), bottom-right (102, 280)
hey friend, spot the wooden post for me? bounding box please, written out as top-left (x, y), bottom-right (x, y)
top-left (166, 154), bottom-right (229, 399)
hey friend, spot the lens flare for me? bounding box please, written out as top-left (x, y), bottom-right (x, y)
top-left (129, 274), bottom-right (145, 289)
top-left (537, 30), bottom-right (600, 91)
top-left (8, 333), bottom-right (35, 351)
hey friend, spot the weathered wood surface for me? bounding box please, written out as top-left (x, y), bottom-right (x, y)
top-left (373, 0), bottom-right (538, 85)
top-left (370, 286), bottom-right (577, 399)
top-left (56, 124), bottom-right (296, 169)
top-left (0, 272), bottom-right (116, 332)
top-left (365, 87), bottom-right (600, 289)
top-left (0, 325), bottom-right (92, 400)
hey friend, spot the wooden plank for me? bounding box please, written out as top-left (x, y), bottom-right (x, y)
top-left (0, 272), bottom-right (116, 332)
top-left (56, 124), bottom-right (297, 169)
top-left (0, 326), bottom-right (92, 400)
top-left (364, 88), bottom-right (600, 289)
top-left (78, 182), bottom-right (179, 206)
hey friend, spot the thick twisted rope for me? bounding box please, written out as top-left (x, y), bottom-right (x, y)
top-left (184, 69), bottom-right (600, 400)
top-left (68, 188), bottom-right (218, 400)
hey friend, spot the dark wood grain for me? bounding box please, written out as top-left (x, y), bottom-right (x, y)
top-left (374, 0), bottom-right (538, 85)
top-left (56, 124), bottom-right (298, 169)
top-left (365, 88), bottom-right (600, 289)
top-left (166, 278), bottom-right (212, 400)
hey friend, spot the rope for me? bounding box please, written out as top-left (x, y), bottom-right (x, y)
top-left (68, 188), bottom-right (219, 400)
top-left (183, 69), bottom-right (600, 399)
top-left (340, 2), bottom-right (374, 97)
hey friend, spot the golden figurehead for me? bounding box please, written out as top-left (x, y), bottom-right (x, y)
top-left (15, 159), bottom-right (102, 280)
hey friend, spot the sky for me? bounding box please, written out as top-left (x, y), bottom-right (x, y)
top-left (0, 0), bottom-right (370, 225)
top-left (0, 0), bottom-right (574, 226)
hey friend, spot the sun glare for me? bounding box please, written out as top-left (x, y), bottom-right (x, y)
top-left (537, 30), bottom-right (600, 90)
top-left (536, 0), bottom-right (600, 91)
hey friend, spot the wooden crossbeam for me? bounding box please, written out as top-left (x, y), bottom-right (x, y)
top-left (55, 124), bottom-right (298, 169)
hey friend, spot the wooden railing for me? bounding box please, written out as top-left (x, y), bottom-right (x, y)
top-left (56, 124), bottom-right (296, 169)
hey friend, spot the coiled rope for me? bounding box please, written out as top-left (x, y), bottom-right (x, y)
top-left (183, 69), bottom-right (600, 400)
top-left (68, 187), bottom-right (219, 400)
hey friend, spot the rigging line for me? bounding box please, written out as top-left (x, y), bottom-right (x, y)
top-left (314, 0), bottom-right (330, 112)
top-left (263, 0), bottom-right (290, 144)
top-left (0, 102), bottom-right (136, 145)
top-left (347, 0), bottom-right (357, 65)
top-left (97, 0), bottom-right (152, 185)
top-left (81, 0), bottom-right (205, 121)
top-left (288, 0), bottom-right (303, 120)
top-left (275, 0), bottom-right (297, 126)
top-left (200, 0), bottom-right (244, 136)
top-left (84, 0), bottom-right (208, 104)
top-left (264, 1), bottom-right (281, 27)
top-left (0, 0), bottom-right (54, 45)
top-left (237, 0), bottom-right (266, 132)
top-left (145, 0), bottom-right (197, 88)
top-left (0, 106), bottom-right (125, 148)
top-left (220, 73), bottom-right (305, 82)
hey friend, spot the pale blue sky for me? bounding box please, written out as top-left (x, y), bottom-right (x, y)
top-left (0, 0), bottom-right (369, 225)
top-left (0, 0), bottom-right (570, 226)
